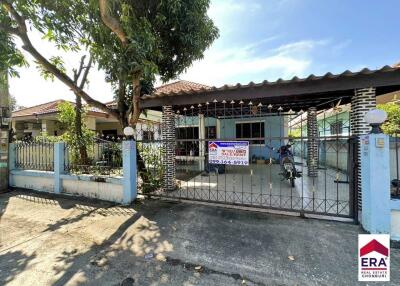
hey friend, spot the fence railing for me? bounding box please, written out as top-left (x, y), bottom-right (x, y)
top-left (64, 137), bottom-right (123, 177)
top-left (15, 138), bottom-right (54, 171)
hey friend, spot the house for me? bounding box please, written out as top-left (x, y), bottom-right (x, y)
top-left (11, 99), bottom-right (162, 140)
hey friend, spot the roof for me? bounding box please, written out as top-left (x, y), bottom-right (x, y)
top-left (12, 99), bottom-right (108, 118)
top-left (106, 80), bottom-right (210, 107)
top-left (154, 80), bottom-right (210, 95)
top-left (141, 65), bottom-right (400, 110)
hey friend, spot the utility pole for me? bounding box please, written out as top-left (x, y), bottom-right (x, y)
top-left (0, 71), bottom-right (10, 193)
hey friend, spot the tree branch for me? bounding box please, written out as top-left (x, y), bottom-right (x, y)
top-left (1, 0), bottom-right (120, 120)
top-left (74, 55), bottom-right (87, 83)
top-left (79, 56), bottom-right (92, 89)
top-left (99, 0), bottom-right (128, 46)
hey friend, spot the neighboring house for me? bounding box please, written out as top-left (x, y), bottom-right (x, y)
top-left (11, 99), bottom-right (161, 140)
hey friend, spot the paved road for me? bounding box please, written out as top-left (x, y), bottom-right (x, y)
top-left (0, 190), bottom-right (399, 285)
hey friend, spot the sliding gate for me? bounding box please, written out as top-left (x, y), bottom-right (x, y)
top-left (136, 101), bottom-right (357, 219)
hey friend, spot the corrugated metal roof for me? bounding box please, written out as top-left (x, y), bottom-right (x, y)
top-left (142, 65), bottom-right (400, 99)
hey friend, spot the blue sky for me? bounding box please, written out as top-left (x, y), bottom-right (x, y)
top-left (182, 0), bottom-right (400, 85)
top-left (10, 0), bottom-right (400, 106)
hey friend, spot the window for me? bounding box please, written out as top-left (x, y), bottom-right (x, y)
top-left (205, 126), bottom-right (217, 139)
top-left (330, 121), bottom-right (343, 135)
top-left (143, 130), bottom-right (154, 141)
top-left (176, 127), bottom-right (199, 156)
top-left (236, 122), bottom-right (265, 144)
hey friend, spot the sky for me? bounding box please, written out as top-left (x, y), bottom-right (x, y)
top-left (9, 0), bottom-right (400, 108)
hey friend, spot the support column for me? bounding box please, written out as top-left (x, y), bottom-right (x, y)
top-left (54, 142), bottom-right (65, 194)
top-left (162, 106), bottom-right (176, 191)
top-left (122, 140), bottom-right (137, 204)
top-left (199, 114), bottom-right (205, 171)
top-left (307, 107), bottom-right (319, 177)
top-left (360, 133), bottom-right (390, 233)
top-left (351, 87), bottom-right (376, 217)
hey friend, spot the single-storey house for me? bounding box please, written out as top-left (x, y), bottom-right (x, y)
top-left (11, 99), bottom-right (162, 140)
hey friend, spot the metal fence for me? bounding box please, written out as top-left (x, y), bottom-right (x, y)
top-left (135, 124), bottom-right (163, 193)
top-left (15, 138), bottom-right (54, 171)
top-left (64, 136), bottom-right (123, 177)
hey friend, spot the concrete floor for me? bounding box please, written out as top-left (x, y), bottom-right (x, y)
top-left (1, 190), bottom-right (399, 286)
top-left (172, 162), bottom-right (351, 216)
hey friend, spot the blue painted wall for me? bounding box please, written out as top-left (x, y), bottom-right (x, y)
top-left (219, 116), bottom-right (284, 160)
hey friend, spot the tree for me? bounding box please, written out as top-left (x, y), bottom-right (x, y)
top-left (377, 103), bottom-right (400, 135)
top-left (72, 55), bottom-right (93, 163)
top-left (0, 0), bottom-right (219, 128)
top-left (57, 101), bottom-right (95, 164)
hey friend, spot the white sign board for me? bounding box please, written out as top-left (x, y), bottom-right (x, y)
top-left (208, 141), bottom-right (249, 165)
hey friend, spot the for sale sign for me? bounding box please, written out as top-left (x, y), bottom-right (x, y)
top-left (208, 141), bottom-right (249, 165)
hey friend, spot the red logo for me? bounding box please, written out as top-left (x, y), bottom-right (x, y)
top-left (209, 142), bottom-right (218, 151)
top-left (360, 239), bottom-right (388, 257)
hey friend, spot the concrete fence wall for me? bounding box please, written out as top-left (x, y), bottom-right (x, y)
top-left (8, 141), bottom-right (136, 204)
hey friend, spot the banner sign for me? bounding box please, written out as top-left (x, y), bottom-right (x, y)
top-left (208, 141), bottom-right (249, 165)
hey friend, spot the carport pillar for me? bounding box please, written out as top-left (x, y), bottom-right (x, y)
top-left (360, 133), bottom-right (390, 234)
top-left (351, 87), bottom-right (376, 220)
top-left (162, 106), bottom-right (176, 191)
top-left (307, 107), bottom-right (319, 177)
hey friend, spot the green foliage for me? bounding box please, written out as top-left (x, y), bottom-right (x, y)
top-left (35, 56), bottom-right (66, 81)
top-left (288, 128), bottom-right (302, 139)
top-left (377, 103), bottom-right (400, 135)
top-left (87, 0), bottom-right (218, 84)
top-left (2, 0), bottom-right (218, 129)
top-left (137, 142), bottom-right (163, 193)
top-left (0, 31), bottom-right (28, 81)
top-left (57, 101), bottom-right (95, 161)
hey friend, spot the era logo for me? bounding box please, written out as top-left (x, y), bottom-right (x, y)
top-left (358, 234), bottom-right (390, 282)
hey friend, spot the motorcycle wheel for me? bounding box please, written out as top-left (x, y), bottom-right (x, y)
top-left (290, 178), bottom-right (295, 188)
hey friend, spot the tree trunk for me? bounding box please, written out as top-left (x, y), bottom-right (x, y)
top-left (75, 94), bottom-right (88, 164)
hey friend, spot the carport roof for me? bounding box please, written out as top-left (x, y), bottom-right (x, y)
top-left (141, 65), bottom-right (400, 111)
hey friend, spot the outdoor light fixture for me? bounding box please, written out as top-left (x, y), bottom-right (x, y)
top-left (123, 126), bottom-right (135, 140)
top-left (364, 109), bottom-right (387, 134)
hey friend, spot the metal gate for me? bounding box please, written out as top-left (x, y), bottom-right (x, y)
top-left (136, 100), bottom-right (357, 219)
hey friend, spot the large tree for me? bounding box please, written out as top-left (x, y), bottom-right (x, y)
top-left (0, 0), bottom-right (219, 127)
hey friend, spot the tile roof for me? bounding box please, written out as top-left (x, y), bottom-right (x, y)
top-left (12, 99), bottom-right (107, 118)
top-left (154, 80), bottom-right (210, 95)
top-left (105, 80), bottom-right (210, 107)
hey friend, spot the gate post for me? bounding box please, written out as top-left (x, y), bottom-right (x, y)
top-left (54, 142), bottom-right (65, 194)
top-left (360, 133), bottom-right (390, 233)
top-left (162, 106), bottom-right (176, 191)
top-left (122, 140), bottom-right (137, 204)
top-left (351, 87), bottom-right (376, 220)
top-left (307, 107), bottom-right (319, 177)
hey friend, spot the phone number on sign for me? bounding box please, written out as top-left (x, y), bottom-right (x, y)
top-left (209, 160), bottom-right (248, 165)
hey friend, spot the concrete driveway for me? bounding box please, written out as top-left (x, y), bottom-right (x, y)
top-left (0, 190), bottom-right (399, 286)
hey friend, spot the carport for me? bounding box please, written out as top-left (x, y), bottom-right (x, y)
top-left (137, 65), bottom-right (400, 220)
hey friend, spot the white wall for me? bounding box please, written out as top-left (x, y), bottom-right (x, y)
top-left (10, 171), bottom-right (54, 193)
top-left (61, 175), bottom-right (123, 203)
top-left (9, 170), bottom-right (124, 203)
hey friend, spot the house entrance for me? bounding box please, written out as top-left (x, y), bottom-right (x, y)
top-left (136, 98), bottom-right (357, 220)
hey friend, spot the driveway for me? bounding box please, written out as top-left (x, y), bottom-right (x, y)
top-left (0, 190), bottom-right (399, 285)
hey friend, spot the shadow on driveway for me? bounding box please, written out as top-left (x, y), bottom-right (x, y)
top-left (0, 189), bottom-right (399, 285)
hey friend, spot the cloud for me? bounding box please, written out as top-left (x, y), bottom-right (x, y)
top-left (181, 39), bottom-right (329, 86)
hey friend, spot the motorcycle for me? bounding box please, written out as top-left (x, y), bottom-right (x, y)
top-left (272, 143), bottom-right (302, 187)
